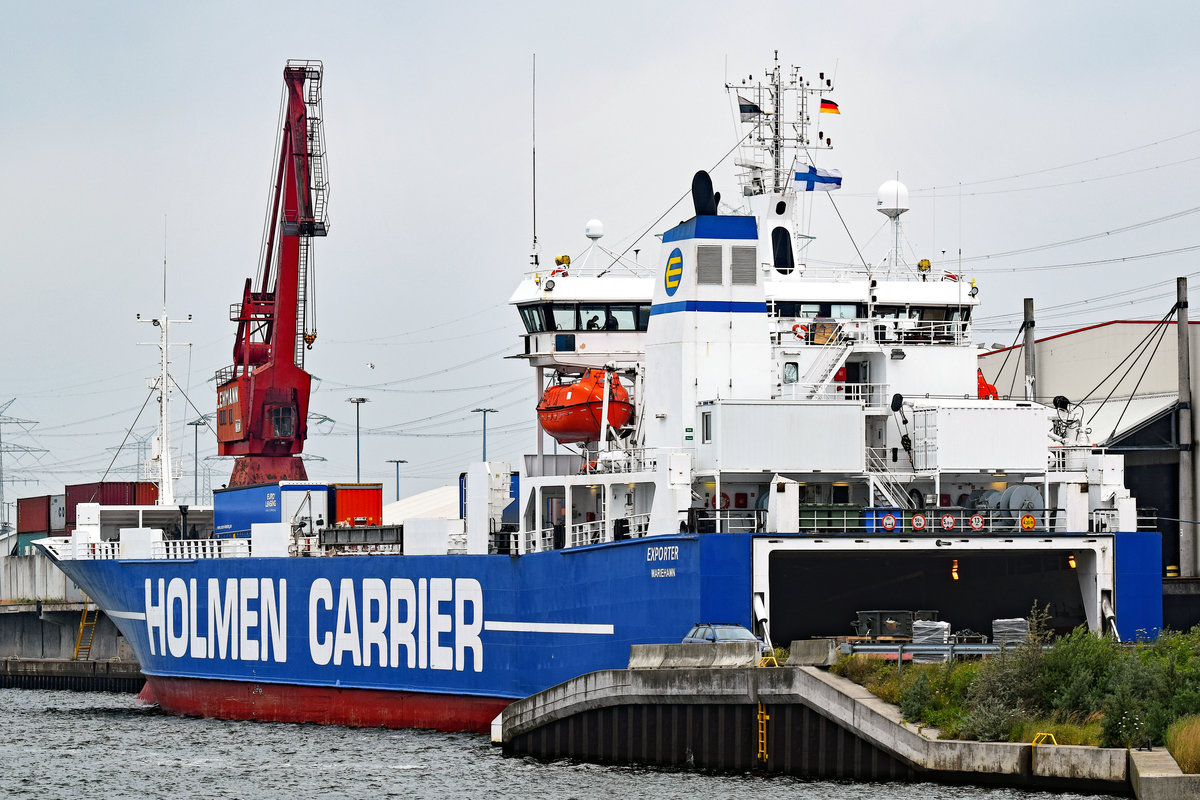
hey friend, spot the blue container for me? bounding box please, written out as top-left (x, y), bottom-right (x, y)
top-left (862, 507), bottom-right (903, 534)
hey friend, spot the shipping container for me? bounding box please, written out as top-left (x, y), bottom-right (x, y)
top-left (16, 495), bottom-right (50, 534)
top-left (66, 481), bottom-right (161, 524)
top-left (213, 481), bottom-right (328, 537)
top-left (134, 481), bottom-right (159, 505)
top-left (329, 483), bottom-right (383, 526)
top-left (49, 494), bottom-right (66, 531)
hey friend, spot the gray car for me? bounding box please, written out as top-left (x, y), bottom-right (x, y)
top-left (682, 623), bottom-right (769, 654)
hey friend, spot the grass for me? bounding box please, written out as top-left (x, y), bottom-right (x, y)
top-left (1166, 714), bottom-right (1200, 773)
top-left (1011, 715), bottom-right (1103, 746)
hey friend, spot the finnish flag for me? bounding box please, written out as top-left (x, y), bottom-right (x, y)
top-left (794, 165), bottom-right (843, 192)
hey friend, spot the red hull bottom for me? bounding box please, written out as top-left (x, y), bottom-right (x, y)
top-left (142, 676), bottom-right (512, 734)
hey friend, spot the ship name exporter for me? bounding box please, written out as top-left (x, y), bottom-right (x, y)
top-left (141, 577), bottom-right (484, 671)
top-left (647, 544), bottom-right (678, 578)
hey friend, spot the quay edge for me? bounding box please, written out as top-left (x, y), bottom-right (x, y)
top-left (500, 652), bottom-right (1197, 798)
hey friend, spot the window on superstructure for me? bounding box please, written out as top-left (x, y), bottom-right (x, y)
top-left (771, 227), bottom-right (794, 275)
top-left (636, 304), bottom-right (652, 330)
top-left (518, 305), bottom-right (546, 333)
top-left (697, 246), bottom-right (723, 285)
top-left (542, 303), bottom-right (579, 331)
top-left (269, 407), bottom-right (295, 439)
top-left (830, 303), bottom-right (858, 319)
top-left (701, 411), bottom-right (712, 443)
top-left (578, 304), bottom-right (642, 331)
top-left (783, 362), bottom-right (799, 384)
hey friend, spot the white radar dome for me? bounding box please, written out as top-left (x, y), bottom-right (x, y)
top-left (876, 180), bottom-right (909, 219)
top-left (585, 219), bottom-right (604, 240)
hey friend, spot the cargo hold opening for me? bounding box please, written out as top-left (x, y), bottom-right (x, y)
top-left (767, 550), bottom-right (1089, 642)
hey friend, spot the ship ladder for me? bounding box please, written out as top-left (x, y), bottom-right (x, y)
top-left (73, 597), bottom-right (99, 661)
top-left (756, 702), bottom-right (770, 763)
top-left (801, 337), bottom-right (853, 400)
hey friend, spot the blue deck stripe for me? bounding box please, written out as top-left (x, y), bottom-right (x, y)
top-left (650, 300), bottom-right (768, 316)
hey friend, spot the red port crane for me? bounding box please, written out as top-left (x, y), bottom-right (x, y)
top-left (216, 60), bottom-right (329, 486)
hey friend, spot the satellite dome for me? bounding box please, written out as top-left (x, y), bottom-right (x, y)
top-left (876, 180), bottom-right (909, 219)
top-left (585, 219), bottom-right (604, 240)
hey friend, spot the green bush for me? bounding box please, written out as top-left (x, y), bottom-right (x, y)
top-left (832, 623), bottom-right (1200, 748)
top-left (899, 671), bottom-right (932, 722)
top-left (1038, 626), bottom-right (1120, 715)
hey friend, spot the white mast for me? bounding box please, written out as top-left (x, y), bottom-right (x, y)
top-left (138, 240), bottom-right (191, 506)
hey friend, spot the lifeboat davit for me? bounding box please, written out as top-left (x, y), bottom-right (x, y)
top-left (537, 370), bottom-right (634, 444)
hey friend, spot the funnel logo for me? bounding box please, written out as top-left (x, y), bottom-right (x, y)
top-left (664, 248), bottom-right (683, 296)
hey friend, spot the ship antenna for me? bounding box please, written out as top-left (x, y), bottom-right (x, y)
top-left (138, 225), bottom-right (192, 508)
top-left (772, 50), bottom-right (784, 194)
top-left (530, 53), bottom-right (540, 268)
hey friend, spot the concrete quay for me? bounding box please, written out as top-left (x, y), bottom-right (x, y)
top-left (0, 657), bottom-right (144, 692)
top-left (500, 643), bottom-right (1198, 798)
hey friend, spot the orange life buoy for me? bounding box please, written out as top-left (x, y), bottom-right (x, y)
top-left (792, 324), bottom-right (808, 339)
top-left (708, 492), bottom-right (731, 509)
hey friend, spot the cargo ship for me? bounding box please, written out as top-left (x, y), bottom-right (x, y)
top-left (37, 56), bottom-right (1162, 733)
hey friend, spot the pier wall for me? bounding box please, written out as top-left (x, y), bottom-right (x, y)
top-left (2, 550), bottom-right (85, 604)
top-left (501, 665), bottom-right (1132, 795)
top-left (0, 658), bottom-right (144, 692)
top-left (0, 605), bottom-right (129, 660)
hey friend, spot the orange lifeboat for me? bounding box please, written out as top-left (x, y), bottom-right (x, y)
top-left (537, 370), bottom-right (634, 444)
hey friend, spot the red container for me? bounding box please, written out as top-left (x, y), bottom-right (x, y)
top-left (134, 481), bottom-right (159, 505)
top-left (66, 481), bottom-right (161, 523)
top-left (17, 495), bottom-right (50, 534)
top-left (329, 483), bottom-right (384, 526)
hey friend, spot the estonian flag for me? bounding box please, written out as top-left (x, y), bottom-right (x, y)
top-left (738, 95), bottom-right (768, 121)
top-left (795, 165), bottom-right (843, 192)
top-left (820, 99), bottom-right (840, 114)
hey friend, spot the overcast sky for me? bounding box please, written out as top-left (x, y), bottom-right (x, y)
top-left (3, 1), bottom-right (1199, 514)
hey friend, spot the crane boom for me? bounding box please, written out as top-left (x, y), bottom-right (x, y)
top-left (216, 60), bottom-right (329, 486)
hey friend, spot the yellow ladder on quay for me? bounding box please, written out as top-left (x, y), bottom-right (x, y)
top-left (73, 597), bottom-right (99, 661)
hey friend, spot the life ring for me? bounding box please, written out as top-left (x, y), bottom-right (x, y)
top-left (792, 324), bottom-right (808, 339)
top-left (551, 268), bottom-right (568, 277)
top-left (708, 492), bottom-right (731, 509)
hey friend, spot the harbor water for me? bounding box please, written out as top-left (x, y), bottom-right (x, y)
top-left (1, 689), bottom-right (1123, 799)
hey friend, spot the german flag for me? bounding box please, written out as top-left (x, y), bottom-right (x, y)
top-left (820, 99), bottom-right (840, 114)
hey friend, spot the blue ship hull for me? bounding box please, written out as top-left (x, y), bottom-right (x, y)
top-left (47, 534), bottom-right (752, 730)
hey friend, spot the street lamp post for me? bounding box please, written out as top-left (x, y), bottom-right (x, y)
top-left (472, 407), bottom-right (498, 461)
top-left (386, 458), bottom-right (408, 502)
top-left (187, 418), bottom-right (206, 504)
top-left (348, 397), bottom-right (369, 482)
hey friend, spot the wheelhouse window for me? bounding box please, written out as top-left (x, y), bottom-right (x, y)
top-left (578, 303), bottom-right (648, 331)
top-left (543, 303), bottom-right (579, 331)
top-left (518, 304), bottom-right (546, 333)
top-left (522, 301), bottom-right (654, 333)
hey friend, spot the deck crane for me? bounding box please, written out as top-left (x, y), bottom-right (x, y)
top-left (215, 60), bottom-right (329, 486)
